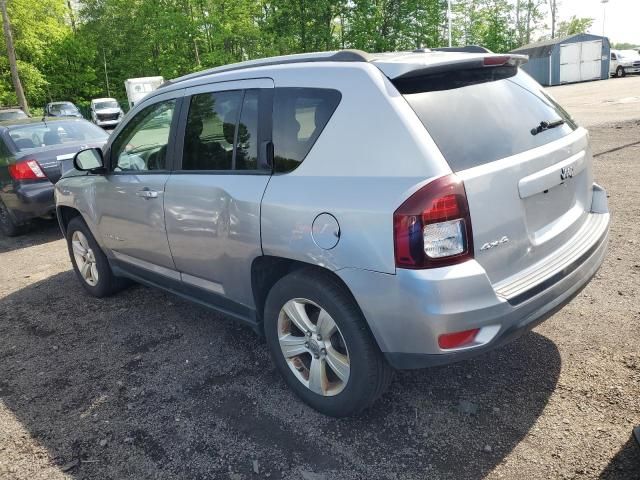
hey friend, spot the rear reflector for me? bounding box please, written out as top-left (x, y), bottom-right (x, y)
top-left (8, 159), bottom-right (46, 180)
top-left (394, 174), bottom-right (473, 269)
top-left (438, 328), bottom-right (480, 350)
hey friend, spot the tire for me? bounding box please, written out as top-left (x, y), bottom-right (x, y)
top-left (617, 66), bottom-right (626, 78)
top-left (66, 216), bottom-right (129, 297)
top-left (264, 268), bottom-right (393, 417)
top-left (0, 199), bottom-right (25, 237)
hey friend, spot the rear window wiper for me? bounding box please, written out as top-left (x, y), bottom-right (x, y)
top-left (530, 119), bottom-right (565, 136)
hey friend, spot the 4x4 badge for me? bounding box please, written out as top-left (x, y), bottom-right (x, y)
top-left (481, 236), bottom-right (509, 251)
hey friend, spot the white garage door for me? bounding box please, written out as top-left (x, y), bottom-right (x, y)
top-left (560, 40), bottom-right (603, 84)
top-left (580, 40), bottom-right (603, 80)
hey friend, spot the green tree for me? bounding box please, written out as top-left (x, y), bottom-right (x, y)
top-left (556, 15), bottom-right (594, 38)
top-left (0, 0), bottom-right (28, 112)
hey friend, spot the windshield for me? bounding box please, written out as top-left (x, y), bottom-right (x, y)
top-left (0, 110), bottom-right (28, 121)
top-left (94, 101), bottom-right (119, 110)
top-left (618, 50), bottom-right (639, 59)
top-left (49, 103), bottom-right (78, 115)
top-left (8, 121), bottom-right (108, 151)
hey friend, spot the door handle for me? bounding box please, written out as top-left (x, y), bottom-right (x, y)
top-left (136, 189), bottom-right (159, 199)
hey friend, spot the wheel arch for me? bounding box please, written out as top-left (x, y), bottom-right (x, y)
top-left (251, 256), bottom-right (377, 341)
top-left (56, 205), bottom-right (83, 236)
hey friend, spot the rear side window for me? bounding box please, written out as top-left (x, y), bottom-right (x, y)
top-left (273, 88), bottom-right (341, 173)
top-left (399, 70), bottom-right (577, 171)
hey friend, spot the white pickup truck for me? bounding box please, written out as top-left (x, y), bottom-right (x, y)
top-left (610, 49), bottom-right (640, 78)
top-left (124, 76), bottom-right (164, 108)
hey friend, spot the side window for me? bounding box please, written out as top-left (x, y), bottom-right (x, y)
top-left (112, 100), bottom-right (175, 172)
top-left (272, 88), bottom-right (341, 173)
top-left (182, 91), bottom-right (242, 171)
top-left (611, 53), bottom-right (617, 60)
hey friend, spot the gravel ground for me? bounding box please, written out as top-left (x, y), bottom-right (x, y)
top-left (0, 121), bottom-right (639, 480)
top-left (548, 76), bottom-right (640, 127)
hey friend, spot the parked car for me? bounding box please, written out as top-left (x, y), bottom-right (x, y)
top-left (90, 97), bottom-right (124, 129)
top-left (0, 118), bottom-right (108, 236)
top-left (45, 101), bottom-right (83, 118)
top-left (0, 107), bottom-right (28, 121)
top-left (56, 49), bottom-right (610, 416)
top-left (610, 49), bottom-right (640, 77)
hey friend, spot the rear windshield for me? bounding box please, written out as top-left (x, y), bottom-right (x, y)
top-left (0, 110), bottom-right (28, 121)
top-left (9, 121), bottom-right (108, 151)
top-left (95, 101), bottom-right (119, 110)
top-left (399, 69), bottom-right (577, 171)
top-left (49, 103), bottom-right (78, 115)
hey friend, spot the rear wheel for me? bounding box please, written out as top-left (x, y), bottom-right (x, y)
top-left (264, 269), bottom-right (392, 417)
top-left (0, 199), bottom-right (24, 237)
top-left (66, 216), bottom-right (129, 297)
top-left (616, 66), bottom-right (626, 78)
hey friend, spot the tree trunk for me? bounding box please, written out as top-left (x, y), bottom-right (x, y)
top-left (525, 0), bottom-right (532, 44)
top-left (548, 0), bottom-right (557, 39)
top-left (66, 0), bottom-right (76, 32)
top-left (515, 0), bottom-right (522, 45)
top-left (0, 0), bottom-right (29, 115)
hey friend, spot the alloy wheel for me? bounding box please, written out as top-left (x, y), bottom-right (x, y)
top-left (277, 298), bottom-right (350, 396)
top-left (71, 230), bottom-right (99, 286)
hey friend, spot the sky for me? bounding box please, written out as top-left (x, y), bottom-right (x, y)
top-left (547, 0), bottom-right (640, 45)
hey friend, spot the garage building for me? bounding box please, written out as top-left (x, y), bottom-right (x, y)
top-left (511, 33), bottom-right (610, 86)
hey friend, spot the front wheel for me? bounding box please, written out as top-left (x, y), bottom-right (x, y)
top-left (616, 66), bottom-right (626, 78)
top-left (264, 269), bottom-right (392, 417)
top-left (66, 216), bottom-right (129, 297)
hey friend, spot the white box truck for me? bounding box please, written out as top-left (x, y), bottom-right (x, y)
top-left (124, 76), bottom-right (164, 108)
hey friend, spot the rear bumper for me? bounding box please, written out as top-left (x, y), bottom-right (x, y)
top-left (1, 180), bottom-right (55, 224)
top-left (338, 207), bottom-right (609, 370)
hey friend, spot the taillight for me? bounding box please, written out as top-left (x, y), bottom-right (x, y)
top-left (394, 174), bottom-right (473, 269)
top-left (8, 159), bottom-right (46, 180)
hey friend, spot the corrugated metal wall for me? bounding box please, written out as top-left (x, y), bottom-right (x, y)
top-left (521, 56), bottom-right (552, 86)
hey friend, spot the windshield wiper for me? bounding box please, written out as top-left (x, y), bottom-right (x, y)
top-left (531, 119), bottom-right (565, 136)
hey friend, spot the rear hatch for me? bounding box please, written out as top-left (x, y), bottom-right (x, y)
top-left (379, 52), bottom-right (595, 285)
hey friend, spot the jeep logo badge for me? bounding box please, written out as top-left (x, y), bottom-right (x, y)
top-left (560, 166), bottom-right (575, 181)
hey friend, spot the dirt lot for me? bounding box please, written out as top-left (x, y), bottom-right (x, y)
top-left (549, 76), bottom-right (640, 128)
top-left (1, 121), bottom-right (639, 480)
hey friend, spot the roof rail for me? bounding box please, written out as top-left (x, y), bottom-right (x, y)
top-left (431, 45), bottom-right (492, 54)
top-left (162, 49), bottom-right (371, 87)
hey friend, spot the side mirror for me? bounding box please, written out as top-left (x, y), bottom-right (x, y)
top-left (73, 148), bottom-right (105, 173)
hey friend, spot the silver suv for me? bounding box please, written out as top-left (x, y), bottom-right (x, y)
top-left (56, 49), bottom-right (610, 416)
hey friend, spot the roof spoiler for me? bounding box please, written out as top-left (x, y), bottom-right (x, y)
top-left (393, 54), bottom-right (529, 80)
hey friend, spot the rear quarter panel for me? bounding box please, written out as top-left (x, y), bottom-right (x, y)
top-left (261, 63), bottom-right (451, 274)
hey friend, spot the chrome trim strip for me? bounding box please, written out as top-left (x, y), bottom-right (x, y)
top-left (494, 212), bottom-right (609, 304)
top-left (517, 150), bottom-right (586, 199)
